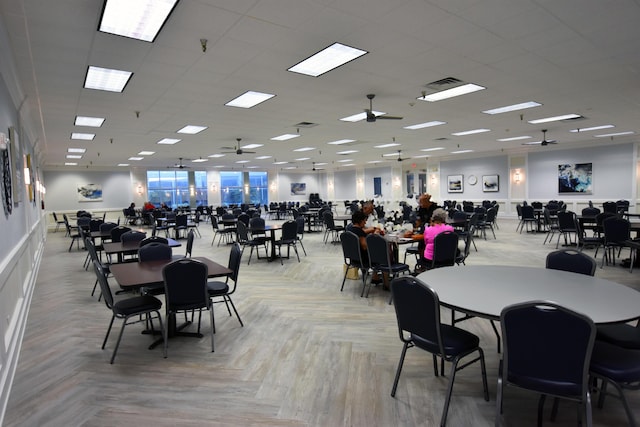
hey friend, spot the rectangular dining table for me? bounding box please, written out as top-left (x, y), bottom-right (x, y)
top-left (110, 256), bottom-right (232, 348)
top-left (249, 224), bottom-right (282, 261)
top-left (103, 238), bottom-right (181, 262)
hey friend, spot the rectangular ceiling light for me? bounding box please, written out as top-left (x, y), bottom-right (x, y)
top-left (337, 150), bottom-right (358, 154)
top-left (208, 154), bottom-right (225, 158)
top-left (74, 115), bottom-right (105, 127)
top-left (288, 42), bottom-right (368, 77)
top-left (482, 101), bottom-right (541, 115)
top-left (273, 161), bottom-right (288, 165)
top-left (271, 134), bottom-right (300, 141)
top-left (452, 128), bottom-right (491, 136)
top-left (242, 144), bottom-right (263, 149)
top-left (340, 111), bottom-right (385, 122)
top-left (404, 121), bottom-right (446, 130)
top-left (225, 91), bottom-right (275, 108)
top-left (117, 163), bottom-right (130, 166)
top-left (65, 162), bottom-right (78, 166)
top-left (68, 148), bottom-right (86, 153)
top-left (138, 151), bottom-right (155, 155)
top-left (594, 131), bottom-right (635, 138)
top-left (419, 83), bottom-right (485, 102)
top-left (66, 155), bottom-right (82, 159)
top-left (497, 136), bottom-right (532, 141)
top-left (293, 147), bottom-right (315, 152)
top-left (99, 0), bottom-right (179, 42)
top-left (451, 149), bottom-right (474, 154)
top-left (528, 114), bottom-right (582, 124)
top-left (177, 125), bottom-right (207, 134)
top-left (374, 143), bottom-right (401, 148)
top-left (337, 159), bottom-right (353, 163)
top-left (156, 138), bottom-right (181, 145)
top-left (570, 125), bottom-right (614, 133)
top-left (420, 147), bottom-right (445, 152)
top-left (191, 158), bottom-right (208, 163)
top-left (255, 156), bottom-right (272, 160)
top-left (295, 157), bottom-right (311, 161)
top-left (71, 132), bottom-right (95, 140)
top-left (128, 157), bottom-right (143, 161)
top-left (327, 139), bottom-right (355, 145)
top-left (84, 66), bottom-right (133, 92)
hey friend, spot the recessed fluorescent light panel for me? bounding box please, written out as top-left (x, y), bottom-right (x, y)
top-left (236, 160), bottom-right (250, 164)
top-left (71, 133), bottom-right (95, 140)
top-left (255, 156), bottom-right (272, 160)
top-left (383, 152), bottom-right (401, 157)
top-left (403, 121), bottom-right (446, 130)
top-left (420, 147), bottom-right (445, 152)
top-left (177, 125), bottom-right (207, 134)
top-left (242, 144), bottom-right (263, 149)
top-left (117, 163), bottom-right (130, 166)
top-left (191, 158), bottom-right (207, 163)
top-left (340, 111), bottom-right (384, 122)
top-left (368, 160), bottom-right (383, 164)
top-left (419, 83), bottom-right (485, 102)
top-left (68, 148), bottom-right (86, 153)
top-left (594, 131), bottom-right (635, 138)
top-left (374, 143), bottom-right (401, 148)
top-left (99, 0), bottom-right (178, 42)
top-left (128, 157), bottom-right (143, 161)
top-left (288, 42), bottom-right (368, 77)
top-left (225, 91), bottom-right (275, 108)
top-left (482, 101), bottom-right (541, 115)
top-left (157, 138), bottom-right (181, 145)
top-left (528, 114), bottom-right (582, 124)
top-left (451, 150), bottom-right (474, 154)
top-left (497, 136), bottom-right (532, 141)
top-left (341, 163), bottom-right (355, 167)
top-left (74, 116), bottom-right (105, 127)
top-left (65, 162), bottom-right (78, 166)
top-left (315, 162), bottom-right (328, 166)
top-left (208, 154), bottom-right (225, 158)
top-left (271, 134), bottom-right (300, 141)
top-left (337, 150), bottom-right (358, 155)
top-left (570, 125), bottom-right (615, 133)
top-left (273, 161), bottom-right (288, 165)
top-left (138, 151), bottom-right (155, 155)
top-left (66, 155), bottom-right (82, 159)
top-left (295, 157), bottom-right (311, 161)
top-left (452, 129), bottom-right (491, 136)
top-left (337, 159), bottom-right (353, 163)
top-left (84, 66), bottom-right (133, 92)
top-left (293, 147), bottom-right (315, 152)
top-left (327, 139), bottom-right (355, 145)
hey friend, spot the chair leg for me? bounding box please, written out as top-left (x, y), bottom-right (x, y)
top-left (225, 296), bottom-right (243, 327)
top-left (390, 342), bottom-right (409, 397)
top-left (110, 318), bottom-right (128, 364)
top-left (102, 315), bottom-right (116, 350)
top-left (209, 306), bottom-right (215, 352)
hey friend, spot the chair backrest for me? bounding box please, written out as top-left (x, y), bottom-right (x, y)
top-left (93, 260), bottom-right (114, 310)
top-left (281, 220), bottom-right (298, 240)
top-left (500, 301), bottom-right (595, 398)
top-left (557, 210), bottom-right (576, 230)
top-left (120, 230), bottom-right (146, 243)
top-left (484, 207), bottom-right (497, 223)
top-left (545, 249), bottom-right (596, 276)
top-left (110, 226), bottom-right (132, 242)
top-left (235, 220), bottom-right (250, 244)
top-left (295, 216), bottom-right (305, 235)
top-left (162, 259), bottom-right (209, 311)
top-left (602, 201), bottom-right (617, 214)
top-left (340, 231), bottom-right (364, 267)
top-left (99, 222), bottom-right (118, 234)
top-left (138, 242), bottom-right (172, 262)
top-left (226, 242), bottom-right (242, 285)
top-left (602, 216), bottom-right (630, 243)
top-left (221, 213), bottom-right (235, 221)
top-left (249, 216), bottom-right (265, 231)
top-left (531, 201), bottom-right (543, 210)
top-left (366, 233), bottom-right (391, 267)
top-left (581, 207), bottom-right (601, 217)
top-left (210, 215), bottom-right (220, 230)
top-left (175, 214), bottom-right (188, 227)
top-left (323, 211), bottom-right (336, 228)
top-left (77, 216), bottom-right (91, 230)
top-left (431, 231), bottom-right (458, 268)
top-left (521, 205), bottom-right (535, 219)
top-left (89, 218), bottom-right (104, 232)
top-left (390, 276), bottom-right (444, 353)
top-left (140, 236), bottom-right (168, 247)
top-left (185, 230), bottom-right (194, 257)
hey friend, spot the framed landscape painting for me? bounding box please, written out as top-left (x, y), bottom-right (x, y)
top-left (447, 175), bottom-right (463, 193)
top-left (482, 174), bottom-right (499, 192)
top-left (77, 183), bottom-right (102, 202)
top-left (558, 163), bottom-right (592, 194)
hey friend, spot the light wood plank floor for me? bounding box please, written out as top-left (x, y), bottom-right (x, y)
top-left (5, 215), bottom-right (640, 426)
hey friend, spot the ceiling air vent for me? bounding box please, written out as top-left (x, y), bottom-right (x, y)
top-left (425, 77), bottom-right (463, 90)
top-left (295, 122), bottom-right (318, 128)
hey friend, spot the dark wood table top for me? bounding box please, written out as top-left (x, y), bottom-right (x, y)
top-left (110, 256), bottom-right (231, 289)
top-left (90, 228), bottom-right (146, 239)
top-left (103, 238), bottom-right (181, 255)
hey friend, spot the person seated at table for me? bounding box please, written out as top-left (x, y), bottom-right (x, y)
top-left (143, 200), bottom-right (155, 211)
top-left (415, 208), bottom-right (455, 272)
top-left (347, 210), bottom-right (387, 286)
top-left (403, 193), bottom-right (438, 241)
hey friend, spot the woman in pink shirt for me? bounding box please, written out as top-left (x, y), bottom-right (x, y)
top-left (423, 208), bottom-right (454, 262)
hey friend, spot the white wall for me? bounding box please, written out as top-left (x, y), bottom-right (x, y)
top-left (43, 170), bottom-right (132, 212)
top-left (440, 155), bottom-right (510, 202)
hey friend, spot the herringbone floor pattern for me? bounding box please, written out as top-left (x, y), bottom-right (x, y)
top-left (5, 215), bottom-right (639, 426)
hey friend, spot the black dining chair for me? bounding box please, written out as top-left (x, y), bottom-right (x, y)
top-left (339, 231), bottom-right (370, 297)
top-left (366, 233), bottom-right (410, 298)
top-left (390, 276), bottom-right (489, 427)
top-left (496, 301), bottom-right (595, 426)
top-left (92, 260), bottom-right (164, 364)
top-left (545, 249), bottom-right (597, 276)
top-left (207, 242), bottom-right (244, 328)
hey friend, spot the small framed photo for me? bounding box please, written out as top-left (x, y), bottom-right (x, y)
top-left (447, 174), bottom-right (464, 193)
top-left (482, 174), bottom-right (499, 192)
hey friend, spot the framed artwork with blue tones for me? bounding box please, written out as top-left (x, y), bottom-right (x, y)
top-left (558, 163), bottom-right (592, 194)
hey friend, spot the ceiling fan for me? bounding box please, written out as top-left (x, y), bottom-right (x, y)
top-left (365, 94), bottom-right (403, 122)
top-left (523, 129), bottom-right (557, 146)
top-left (221, 138), bottom-right (256, 155)
top-left (168, 157), bottom-right (190, 169)
top-left (385, 149), bottom-right (408, 162)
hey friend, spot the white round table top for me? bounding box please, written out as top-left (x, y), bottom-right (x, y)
top-left (416, 265), bottom-right (640, 324)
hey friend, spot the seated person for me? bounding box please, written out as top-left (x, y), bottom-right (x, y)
top-left (143, 200), bottom-right (155, 211)
top-left (416, 208), bottom-right (455, 272)
top-left (347, 210), bottom-right (387, 286)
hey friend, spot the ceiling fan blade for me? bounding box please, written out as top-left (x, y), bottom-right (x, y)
top-left (377, 115), bottom-right (403, 120)
top-left (243, 150), bottom-right (256, 154)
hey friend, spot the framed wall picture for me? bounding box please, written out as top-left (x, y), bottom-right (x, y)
top-left (482, 174), bottom-right (499, 192)
top-left (77, 183), bottom-right (103, 202)
top-left (558, 163), bottom-right (592, 194)
top-left (447, 174), bottom-right (463, 193)
top-left (290, 182), bottom-right (306, 195)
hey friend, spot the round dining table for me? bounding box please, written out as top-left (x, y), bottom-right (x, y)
top-left (416, 265), bottom-right (640, 324)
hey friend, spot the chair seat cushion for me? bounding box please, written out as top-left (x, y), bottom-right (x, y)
top-left (597, 324), bottom-right (640, 349)
top-left (378, 263), bottom-right (410, 273)
top-left (506, 373), bottom-right (583, 397)
top-left (114, 295), bottom-right (162, 316)
top-left (412, 324), bottom-right (479, 356)
top-left (207, 280), bottom-right (230, 296)
top-left (590, 340), bottom-right (640, 382)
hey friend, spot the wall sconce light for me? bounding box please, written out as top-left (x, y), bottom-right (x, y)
top-left (430, 174), bottom-right (437, 184)
top-left (328, 180), bottom-right (333, 188)
top-left (189, 185), bottom-right (195, 196)
top-left (514, 170), bottom-right (521, 183)
top-left (137, 184), bottom-right (143, 195)
top-left (393, 177), bottom-right (401, 188)
top-left (211, 183), bottom-right (217, 192)
top-left (24, 167), bottom-right (31, 185)
top-left (357, 178), bottom-right (363, 186)
top-left (270, 181), bottom-right (277, 190)
top-left (244, 184), bottom-right (249, 194)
